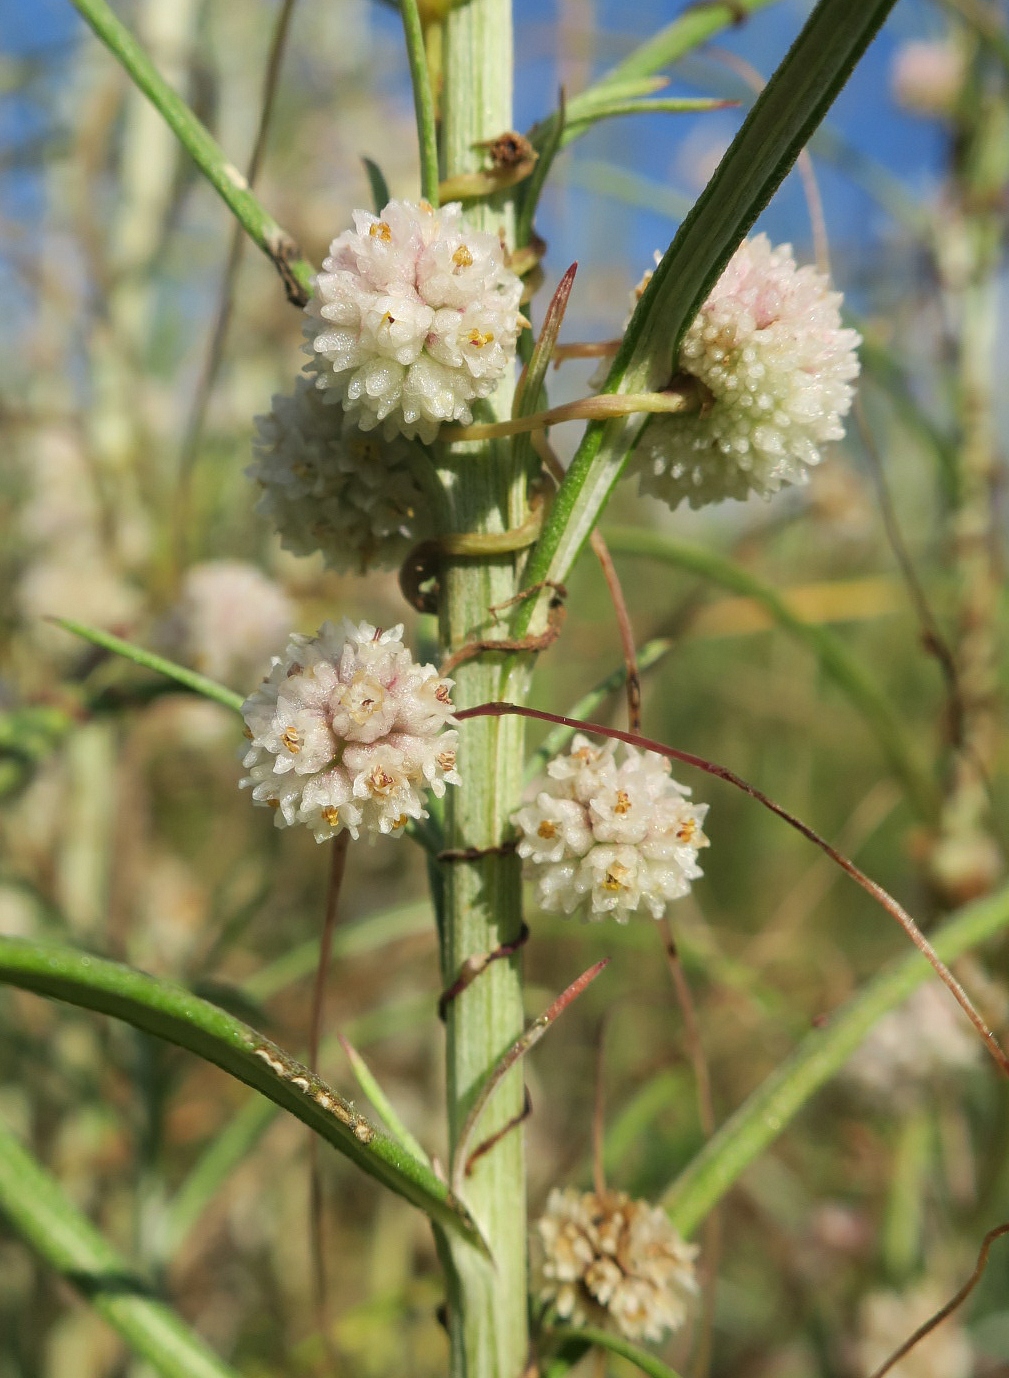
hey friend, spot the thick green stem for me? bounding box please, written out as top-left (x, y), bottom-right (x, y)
top-left (436, 2), bottom-right (530, 1375)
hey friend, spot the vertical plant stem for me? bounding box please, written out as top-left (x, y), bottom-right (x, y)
top-left (308, 833), bottom-right (350, 1343)
top-left (402, 0), bottom-right (440, 206)
top-left (437, 1), bottom-right (530, 1374)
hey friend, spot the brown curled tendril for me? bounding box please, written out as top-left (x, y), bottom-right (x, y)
top-left (868, 1222), bottom-right (1009, 1378)
top-left (438, 921), bottom-right (530, 1022)
top-left (398, 495), bottom-right (547, 614)
top-left (441, 582), bottom-right (567, 675)
top-left (465, 1086), bottom-right (533, 1176)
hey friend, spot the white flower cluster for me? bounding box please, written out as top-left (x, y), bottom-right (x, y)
top-left (249, 378), bottom-right (429, 573)
top-left (537, 1187), bottom-right (698, 1343)
top-left (629, 235), bottom-right (861, 510)
top-left (164, 561), bottom-right (294, 690)
top-left (306, 199), bottom-right (522, 443)
top-left (240, 619), bottom-right (459, 841)
top-left (845, 981), bottom-right (981, 1103)
top-left (513, 735), bottom-right (708, 921)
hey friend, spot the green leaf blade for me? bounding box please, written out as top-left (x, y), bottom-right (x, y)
top-left (0, 937), bottom-right (485, 1251)
top-left (0, 1122), bottom-right (241, 1378)
top-left (513, 0), bottom-right (899, 648)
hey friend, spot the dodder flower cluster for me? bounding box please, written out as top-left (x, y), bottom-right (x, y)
top-left (306, 199), bottom-right (522, 442)
top-left (250, 379), bottom-right (429, 573)
top-left (513, 735), bottom-right (708, 921)
top-left (241, 619), bottom-right (459, 841)
top-left (537, 1188), bottom-right (698, 1343)
top-left (630, 235), bottom-right (861, 510)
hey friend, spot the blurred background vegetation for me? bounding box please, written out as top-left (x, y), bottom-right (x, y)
top-left (2, 0), bottom-right (1009, 1374)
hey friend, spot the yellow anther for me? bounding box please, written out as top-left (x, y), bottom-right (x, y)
top-left (437, 750), bottom-right (456, 772)
top-left (369, 221), bottom-right (392, 241)
top-left (453, 245), bottom-right (474, 268)
top-left (281, 726), bottom-right (301, 754)
top-left (676, 819), bottom-right (696, 843)
top-left (537, 820), bottom-right (558, 840)
top-left (321, 805), bottom-right (340, 826)
top-left (602, 862), bottom-right (631, 892)
top-left (467, 329), bottom-right (494, 348)
top-left (614, 790), bottom-right (631, 816)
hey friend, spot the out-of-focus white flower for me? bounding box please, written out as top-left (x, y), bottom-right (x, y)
top-left (305, 199), bottom-right (522, 442)
top-left (845, 982), bottom-right (982, 1101)
top-left (629, 235), bottom-right (861, 510)
top-left (240, 619), bottom-right (459, 841)
top-left (249, 377), bottom-right (429, 572)
top-left (537, 1187), bottom-right (698, 1343)
top-left (513, 734), bottom-right (708, 921)
top-left (165, 561), bottom-right (294, 690)
top-left (891, 40), bottom-right (965, 116)
top-left (857, 1281), bottom-right (973, 1378)
top-left (18, 558), bottom-right (142, 664)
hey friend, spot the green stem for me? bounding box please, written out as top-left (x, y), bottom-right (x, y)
top-left (662, 880), bottom-right (1009, 1236)
top-left (402, 0), bottom-right (440, 205)
top-left (601, 527), bottom-right (939, 819)
top-left (437, 0), bottom-right (530, 1373)
top-left (67, 0), bottom-right (314, 303)
top-left (0, 1121), bottom-right (240, 1378)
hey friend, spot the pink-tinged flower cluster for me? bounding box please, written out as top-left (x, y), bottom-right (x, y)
top-left (305, 199), bottom-right (522, 443)
top-left (513, 734), bottom-right (709, 921)
top-left (630, 235), bottom-right (861, 510)
top-left (537, 1188), bottom-right (698, 1343)
top-left (891, 40), bottom-right (964, 116)
top-left (249, 378), bottom-right (429, 573)
top-left (240, 619), bottom-right (459, 841)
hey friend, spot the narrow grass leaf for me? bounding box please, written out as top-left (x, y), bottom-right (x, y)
top-left (0, 1121), bottom-right (241, 1378)
top-left (52, 618), bottom-right (245, 715)
top-left (0, 937), bottom-right (486, 1251)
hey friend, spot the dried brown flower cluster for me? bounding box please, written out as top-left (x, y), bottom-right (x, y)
top-left (536, 1187), bottom-right (698, 1343)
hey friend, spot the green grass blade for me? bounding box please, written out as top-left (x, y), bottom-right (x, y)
top-left (53, 618), bottom-right (245, 715)
top-left (340, 1034), bottom-right (432, 1166)
top-left (401, 0), bottom-right (439, 205)
top-left (601, 526), bottom-right (938, 819)
top-left (662, 880), bottom-right (1009, 1237)
top-left (547, 1327), bottom-right (685, 1378)
top-left (362, 156), bottom-right (391, 214)
top-left (511, 0), bottom-right (898, 653)
top-left (0, 937), bottom-right (485, 1252)
top-left (160, 990), bottom-right (435, 1262)
top-left (531, 1), bottom-right (778, 155)
top-left (0, 1121), bottom-right (241, 1378)
top-left (67, 0), bottom-right (314, 303)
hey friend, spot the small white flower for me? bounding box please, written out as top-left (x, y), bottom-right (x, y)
top-left (305, 199), bottom-right (522, 442)
top-left (514, 734), bottom-right (708, 921)
top-left (536, 1187), bottom-right (698, 1343)
top-left (240, 619), bottom-right (459, 841)
top-left (161, 561), bottom-right (294, 690)
top-left (891, 40), bottom-right (965, 116)
top-left (629, 235), bottom-right (861, 510)
top-left (845, 981), bottom-right (982, 1103)
top-left (249, 378), bottom-right (429, 573)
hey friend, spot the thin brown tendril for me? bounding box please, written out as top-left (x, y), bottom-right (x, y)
top-left (867, 1222), bottom-right (1009, 1378)
top-left (456, 702), bottom-right (1009, 1079)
